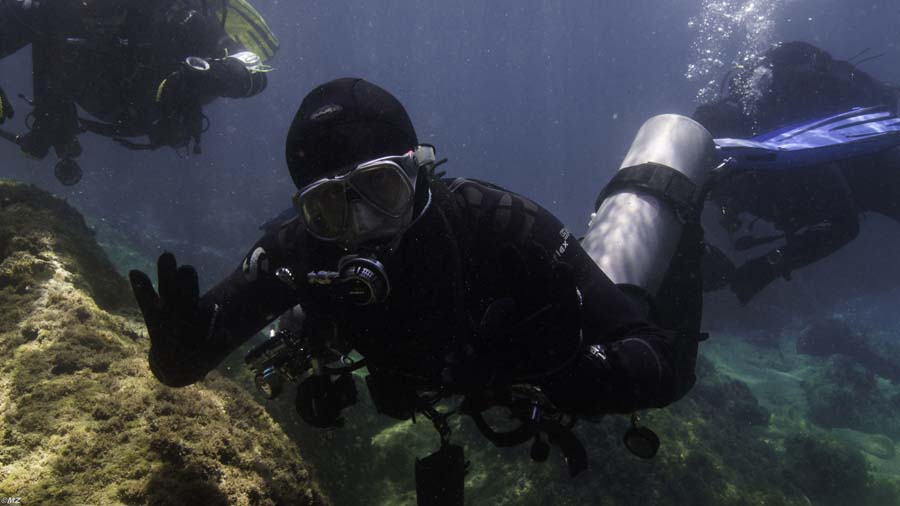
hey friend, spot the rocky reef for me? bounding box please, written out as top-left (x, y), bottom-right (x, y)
top-left (0, 180), bottom-right (328, 506)
top-left (783, 434), bottom-right (896, 506)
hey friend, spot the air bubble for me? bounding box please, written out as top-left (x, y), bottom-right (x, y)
top-left (685, 0), bottom-right (784, 109)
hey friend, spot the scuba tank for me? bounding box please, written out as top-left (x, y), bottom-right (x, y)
top-left (583, 114), bottom-right (717, 315)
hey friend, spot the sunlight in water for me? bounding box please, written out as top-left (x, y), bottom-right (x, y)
top-left (686, 0), bottom-right (784, 108)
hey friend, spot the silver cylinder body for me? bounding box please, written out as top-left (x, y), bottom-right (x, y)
top-left (582, 114), bottom-right (716, 299)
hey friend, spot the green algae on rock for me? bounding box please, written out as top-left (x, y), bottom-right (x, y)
top-left (783, 434), bottom-right (872, 506)
top-left (0, 180), bottom-right (329, 506)
top-left (832, 428), bottom-right (896, 460)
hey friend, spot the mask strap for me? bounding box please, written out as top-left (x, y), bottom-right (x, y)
top-left (412, 164), bottom-right (431, 216)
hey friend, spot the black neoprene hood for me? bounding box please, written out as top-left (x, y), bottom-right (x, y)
top-left (285, 78), bottom-right (419, 189)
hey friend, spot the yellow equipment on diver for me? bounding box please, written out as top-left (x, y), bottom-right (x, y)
top-left (209, 0), bottom-right (279, 62)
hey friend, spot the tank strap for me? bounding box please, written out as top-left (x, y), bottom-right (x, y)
top-left (595, 162), bottom-right (702, 220)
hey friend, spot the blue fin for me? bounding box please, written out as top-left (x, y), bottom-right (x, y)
top-left (715, 105), bottom-right (900, 171)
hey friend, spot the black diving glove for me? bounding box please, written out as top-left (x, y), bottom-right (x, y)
top-left (0, 86), bottom-right (13, 124)
top-left (730, 252), bottom-right (787, 305)
top-left (156, 65), bottom-right (206, 115)
top-left (129, 252), bottom-right (217, 387)
top-left (153, 61), bottom-right (222, 152)
top-left (146, 109), bottom-right (204, 152)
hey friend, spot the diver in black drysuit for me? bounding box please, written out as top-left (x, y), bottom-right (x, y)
top-left (129, 78), bottom-right (699, 423)
top-left (694, 41), bottom-right (900, 304)
top-left (0, 0), bottom-right (269, 164)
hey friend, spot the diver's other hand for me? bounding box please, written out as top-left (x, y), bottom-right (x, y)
top-left (129, 252), bottom-right (210, 387)
top-left (0, 86), bottom-right (13, 124)
top-left (147, 111), bottom-right (202, 151)
top-left (156, 69), bottom-right (193, 112)
top-left (155, 62), bottom-right (213, 114)
top-left (152, 68), bottom-right (205, 151)
top-left (729, 255), bottom-right (780, 305)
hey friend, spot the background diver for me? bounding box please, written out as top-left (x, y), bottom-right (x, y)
top-left (694, 41), bottom-right (900, 305)
top-left (129, 78), bottom-right (719, 505)
top-left (0, 0), bottom-right (277, 184)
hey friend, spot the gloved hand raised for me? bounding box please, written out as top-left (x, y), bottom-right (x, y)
top-left (129, 252), bottom-right (213, 387)
top-left (0, 86), bottom-right (13, 124)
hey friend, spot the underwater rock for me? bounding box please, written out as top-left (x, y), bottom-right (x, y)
top-left (860, 433), bottom-right (895, 460)
top-left (796, 317), bottom-right (859, 357)
top-left (692, 355), bottom-right (771, 427)
top-left (797, 316), bottom-right (900, 383)
top-left (804, 355), bottom-right (900, 438)
top-left (831, 429), bottom-right (896, 460)
top-left (783, 434), bottom-right (872, 506)
top-left (0, 180), bottom-right (328, 506)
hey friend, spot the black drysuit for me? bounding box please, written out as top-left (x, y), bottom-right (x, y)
top-left (147, 178), bottom-right (693, 415)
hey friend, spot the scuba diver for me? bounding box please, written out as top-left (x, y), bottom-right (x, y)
top-left (0, 0), bottom-right (276, 185)
top-left (694, 41), bottom-right (900, 304)
top-left (130, 78), bottom-right (719, 506)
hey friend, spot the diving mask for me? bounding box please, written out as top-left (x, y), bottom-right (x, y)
top-left (293, 145), bottom-right (435, 249)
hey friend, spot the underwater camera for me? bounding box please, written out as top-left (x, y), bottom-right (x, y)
top-left (244, 322), bottom-right (364, 428)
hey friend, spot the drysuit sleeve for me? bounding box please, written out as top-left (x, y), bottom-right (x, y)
top-left (454, 180), bottom-right (679, 413)
top-left (544, 211), bottom-right (681, 413)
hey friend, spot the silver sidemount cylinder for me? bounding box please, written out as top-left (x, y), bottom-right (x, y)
top-left (582, 114), bottom-right (716, 311)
